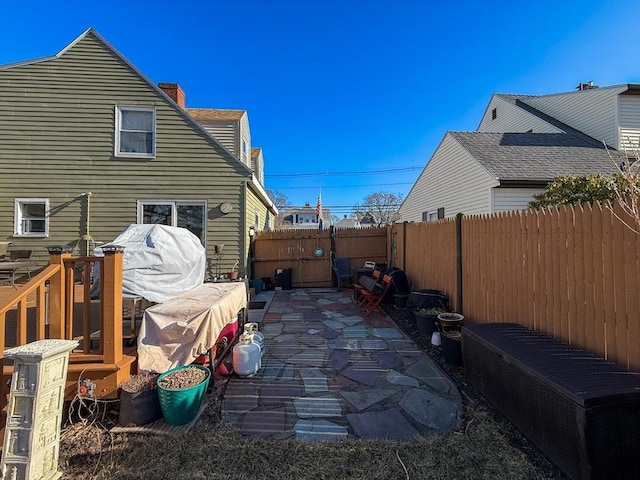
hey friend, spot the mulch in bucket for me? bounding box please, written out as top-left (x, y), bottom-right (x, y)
top-left (157, 365), bottom-right (210, 426)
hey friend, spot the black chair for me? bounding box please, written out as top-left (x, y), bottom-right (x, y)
top-left (332, 257), bottom-right (352, 291)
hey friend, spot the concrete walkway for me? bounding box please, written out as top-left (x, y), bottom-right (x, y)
top-left (222, 288), bottom-right (461, 441)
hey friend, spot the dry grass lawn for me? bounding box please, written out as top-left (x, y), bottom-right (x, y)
top-left (58, 389), bottom-right (564, 480)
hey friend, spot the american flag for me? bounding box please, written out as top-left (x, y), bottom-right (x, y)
top-left (316, 191), bottom-right (323, 229)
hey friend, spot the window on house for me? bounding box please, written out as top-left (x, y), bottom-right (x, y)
top-left (138, 200), bottom-right (206, 244)
top-left (242, 139), bottom-right (247, 155)
top-left (491, 108), bottom-right (497, 120)
top-left (115, 106), bottom-right (155, 157)
top-left (254, 210), bottom-right (260, 230)
top-left (14, 198), bottom-right (49, 237)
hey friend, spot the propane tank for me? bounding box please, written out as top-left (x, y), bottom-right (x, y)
top-left (243, 323), bottom-right (265, 356)
top-left (232, 334), bottom-right (261, 377)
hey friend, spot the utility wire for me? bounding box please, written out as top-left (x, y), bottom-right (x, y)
top-left (265, 166), bottom-right (421, 177)
top-left (269, 182), bottom-right (413, 190)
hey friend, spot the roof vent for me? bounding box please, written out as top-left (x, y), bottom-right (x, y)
top-left (576, 81), bottom-right (598, 91)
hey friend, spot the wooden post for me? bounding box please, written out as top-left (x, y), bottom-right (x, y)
top-left (456, 213), bottom-right (463, 314)
top-left (47, 253), bottom-right (71, 339)
top-left (403, 221), bottom-right (408, 272)
top-left (101, 250), bottom-right (123, 365)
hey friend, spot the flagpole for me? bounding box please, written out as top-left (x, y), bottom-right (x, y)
top-left (316, 187), bottom-right (323, 230)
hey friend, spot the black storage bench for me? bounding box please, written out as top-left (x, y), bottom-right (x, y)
top-left (463, 323), bottom-right (640, 480)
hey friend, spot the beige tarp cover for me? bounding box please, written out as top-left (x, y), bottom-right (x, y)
top-left (137, 282), bottom-right (247, 373)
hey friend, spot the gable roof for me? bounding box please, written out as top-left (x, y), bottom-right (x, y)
top-left (449, 131), bottom-right (621, 183)
top-left (185, 108), bottom-right (246, 121)
top-left (492, 94), bottom-right (606, 146)
top-left (0, 28), bottom-right (251, 172)
top-left (251, 147), bottom-right (262, 161)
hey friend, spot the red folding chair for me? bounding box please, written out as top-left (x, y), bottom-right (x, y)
top-left (354, 269), bottom-right (381, 305)
top-left (359, 274), bottom-right (393, 317)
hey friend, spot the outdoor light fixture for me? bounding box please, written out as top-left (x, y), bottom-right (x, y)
top-left (248, 226), bottom-right (256, 237)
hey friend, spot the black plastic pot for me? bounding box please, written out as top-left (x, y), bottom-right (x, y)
top-left (393, 293), bottom-right (409, 308)
top-left (119, 388), bottom-right (162, 426)
top-left (414, 312), bottom-right (438, 336)
top-left (441, 331), bottom-right (462, 366)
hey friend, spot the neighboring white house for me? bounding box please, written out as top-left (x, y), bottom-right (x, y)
top-left (400, 83), bottom-right (638, 222)
top-left (280, 203), bottom-right (331, 229)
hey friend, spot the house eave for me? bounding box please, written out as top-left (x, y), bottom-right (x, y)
top-left (496, 179), bottom-right (550, 188)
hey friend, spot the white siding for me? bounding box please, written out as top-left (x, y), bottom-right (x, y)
top-left (239, 113), bottom-right (251, 167)
top-left (522, 85), bottom-right (627, 148)
top-left (492, 187), bottom-right (545, 213)
top-left (399, 133), bottom-right (499, 222)
top-left (619, 95), bottom-right (640, 149)
top-left (478, 95), bottom-right (563, 133)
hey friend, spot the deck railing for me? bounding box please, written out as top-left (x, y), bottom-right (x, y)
top-left (0, 251), bottom-right (126, 421)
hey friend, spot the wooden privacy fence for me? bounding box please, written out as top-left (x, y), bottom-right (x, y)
top-left (396, 202), bottom-right (639, 372)
top-left (251, 227), bottom-right (387, 288)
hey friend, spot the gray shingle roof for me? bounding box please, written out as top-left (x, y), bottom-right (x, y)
top-left (449, 131), bottom-right (621, 182)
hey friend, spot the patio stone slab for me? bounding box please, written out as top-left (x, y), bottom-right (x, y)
top-left (279, 363), bottom-right (295, 382)
top-left (341, 361), bottom-right (385, 386)
top-left (372, 328), bottom-right (404, 339)
top-left (405, 358), bottom-right (458, 395)
top-left (316, 298), bottom-right (335, 306)
top-left (322, 319), bottom-right (346, 330)
top-left (286, 349), bottom-right (326, 367)
top-left (272, 333), bottom-right (296, 343)
top-left (341, 388), bottom-right (396, 411)
top-left (328, 350), bottom-right (350, 371)
top-left (399, 388), bottom-right (459, 431)
top-left (321, 328), bottom-right (340, 340)
top-left (294, 419), bottom-right (348, 441)
top-left (360, 339), bottom-right (388, 350)
top-left (260, 358), bottom-right (286, 381)
top-left (260, 382), bottom-right (303, 405)
top-left (223, 382), bottom-right (259, 413)
top-left (342, 325), bottom-right (369, 338)
top-left (281, 313), bottom-right (304, 321)
top-left (299, 333), bottom-right (326, 347)
top-left (373, 351), bottom-right (403, 369)
top-left (262, 324), bottom-right (283, 337)
top-left (387, 369), bottom-right (420, 387)
top-left (328, 338), bottom-right (359, 350)
top-left (329, 374), bottom-right (360, 391)
top-left (300, 367), bottom-right (328, 393)
top-left (241, 407), bottom-right (286, 437)
top-left (347, 409), bottom-right (418, 440)
top-left (282, 323), bottom-right (312, 334)
top-left (293, 396), bottom-right (342, 418)
top-left (338, 315), bottom-right (364, 326)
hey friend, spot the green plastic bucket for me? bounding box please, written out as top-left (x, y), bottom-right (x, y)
top-left (156, 365), bottom-right (210, 425)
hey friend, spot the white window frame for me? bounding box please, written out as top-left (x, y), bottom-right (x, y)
top-left (137, 200), bottom-right (207, 245)
top-left (14, 198), bottom-right (50, 237)
top-left (115, 105), bottom-right (156, 158)
top-left (426, 211), bottom-right (439, 222)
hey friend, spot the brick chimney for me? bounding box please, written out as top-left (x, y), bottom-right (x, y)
top-left (158, 83), bottom-right (186, 107)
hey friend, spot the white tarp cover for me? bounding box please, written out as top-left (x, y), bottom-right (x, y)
top-left (137, 282), bottom-right (247, 373)
top-left (98, 224), bottom-right (206, 304)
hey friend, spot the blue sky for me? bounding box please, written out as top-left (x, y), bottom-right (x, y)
top-left (1, 0), bottom-right (638, 217)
